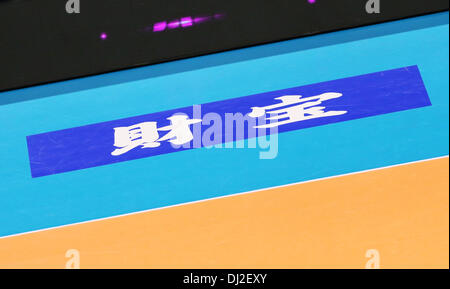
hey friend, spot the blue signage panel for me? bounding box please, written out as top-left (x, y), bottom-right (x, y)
top-left (27, 66), bottom-right (431, 178)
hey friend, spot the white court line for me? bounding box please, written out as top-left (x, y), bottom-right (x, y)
top-left (0, 155), bottom-right (448, 240)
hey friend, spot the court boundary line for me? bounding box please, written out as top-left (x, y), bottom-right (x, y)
top-left (1, 155), bottom-right (448, 240)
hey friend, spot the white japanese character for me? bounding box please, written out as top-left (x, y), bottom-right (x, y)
top-left (157, 115), bottom-right (201, 146)
top-left (248, 92), bottom-right (347, 129)
top-left (111, 122), bottom-right (160, 156)
top-left (111, 115), bottom-right (201, 156)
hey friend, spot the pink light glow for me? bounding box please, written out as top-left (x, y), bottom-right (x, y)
top-left (150, 13), bottom-right (225, 33)
top-left (180, 17), bottom-right (193, 27)
top-left (100, 33), bottom-right (108, 40)
top-left (194, 16), bottom-right (212, 24)
top-left (153, 21), bottom-right (167, 32)
top-left (168, 20), bottom-right (180, 29)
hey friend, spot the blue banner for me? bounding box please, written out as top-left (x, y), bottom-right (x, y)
top-left (27, 66), bottom-right (431, 178)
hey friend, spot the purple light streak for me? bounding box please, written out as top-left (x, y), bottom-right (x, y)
top-left (167, 20), bottom-right (180, 29)
top-left (180, 17), bottom-right (193, 27)
top-left (100, 33), bottom-right (108, 40)
top-left (194, 16), bottom-right (211, 24)
top-left (151, 13), bottom-right (225, 33)
top-left (153, 21), bottom-right (167, 32)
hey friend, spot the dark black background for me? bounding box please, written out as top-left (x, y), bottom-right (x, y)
top-left (0, 0), bottom-right (448, 92)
